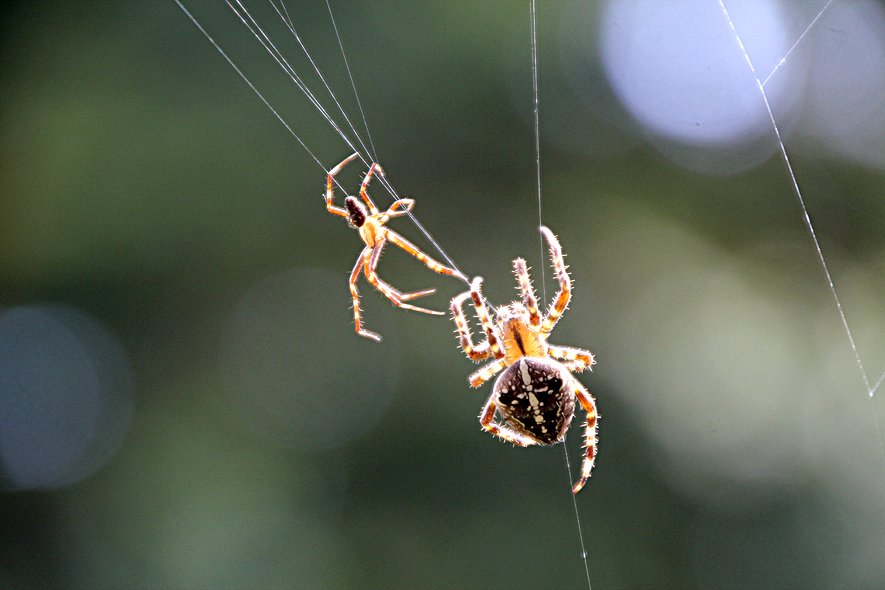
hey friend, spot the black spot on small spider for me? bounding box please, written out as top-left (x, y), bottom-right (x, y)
top-left (344, 196), bottom-right (366, 228)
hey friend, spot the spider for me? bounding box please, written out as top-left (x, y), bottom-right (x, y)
top-left (326, 152), bottom-right (467, 341)
top-left (451, 226), bottom-right (598, 493)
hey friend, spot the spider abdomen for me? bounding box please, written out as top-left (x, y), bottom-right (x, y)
top-left (493, 357), bottom-right (575, 445)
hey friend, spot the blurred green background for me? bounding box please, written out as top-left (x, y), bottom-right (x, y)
top-left (2, 1), bottom-right (885, 588)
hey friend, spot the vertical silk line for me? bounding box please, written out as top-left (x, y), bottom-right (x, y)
top-left (530, 0), bottom-right (547, 304)
top-left (530, 1), bottom-right (591, 588)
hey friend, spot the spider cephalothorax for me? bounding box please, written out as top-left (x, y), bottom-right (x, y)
top-left (326, 153), bottom-right (467, 341)
top-left (451, 226), bottom-right (598, 493)
top-left (495, 302), bottom-right (548, 364)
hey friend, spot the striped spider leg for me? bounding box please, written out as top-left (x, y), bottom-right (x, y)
top-left (450, 226), bottom-right (598, 493)
top-left (326, 153), bottom-right (467, 341)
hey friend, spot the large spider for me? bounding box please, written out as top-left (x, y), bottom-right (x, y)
top-left (326, 153), bottom-right (467, 341)
top-left (451, 226), bottom-right (598, 493)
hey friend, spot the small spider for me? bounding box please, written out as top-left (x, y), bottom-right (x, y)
top-left (451, 226), bottom-right (598, 493)
top-left (326, 153), bottom-right (467, 341)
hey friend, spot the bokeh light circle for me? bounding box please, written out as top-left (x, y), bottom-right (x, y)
top-left (597, 0), bottom-right (803, 174)
top-left (0, 304), bottom-right (135, 490)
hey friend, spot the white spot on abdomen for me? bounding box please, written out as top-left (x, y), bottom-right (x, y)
top-left (528, 392), bottom-right (540, 408)
top-left (519, 359), bottom-right (531, 386)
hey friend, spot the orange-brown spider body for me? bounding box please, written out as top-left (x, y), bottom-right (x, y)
top-left (326, 153), bottom-right (466, 341)
top-left (451, 226), bottom-right (598, 493)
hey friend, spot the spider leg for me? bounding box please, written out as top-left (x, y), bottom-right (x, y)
top-left (365, 238), bottom-right (444, 315)
top-left (451, 289), bottom-right (494, 361)
top-left (479, 394), bottom-right (536, 447)
top-left (349, 247), bottom-right (382, 341)
top-left (560, 360), bottom-right (595, 373)
top-left (468, 277), bottom-right (506, 359)
top-left (539, 226), bottom-right (572, 334)
top-left (383, 198), bottom-right (416, 220)
top-left (398, 288), bottom-right (438, 302)
top-left (468, 357), bottom-right (507, 388)
top-left (548, 345), bottom-right (595, 372)
top-left (368, 240), bottom-right (437, 301)
top-left (384, 229), bottom-right (468, 282)
top-left (373, 280), bottom-right (442, 313)
top-left (326, 152), bottom-right (359, 217)
top-left (513, 258), bottom-right (541, 327)
top-left (571, 379), bottom-right (599, 494)
top-left (359, 163), bottom-right (383, 214)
